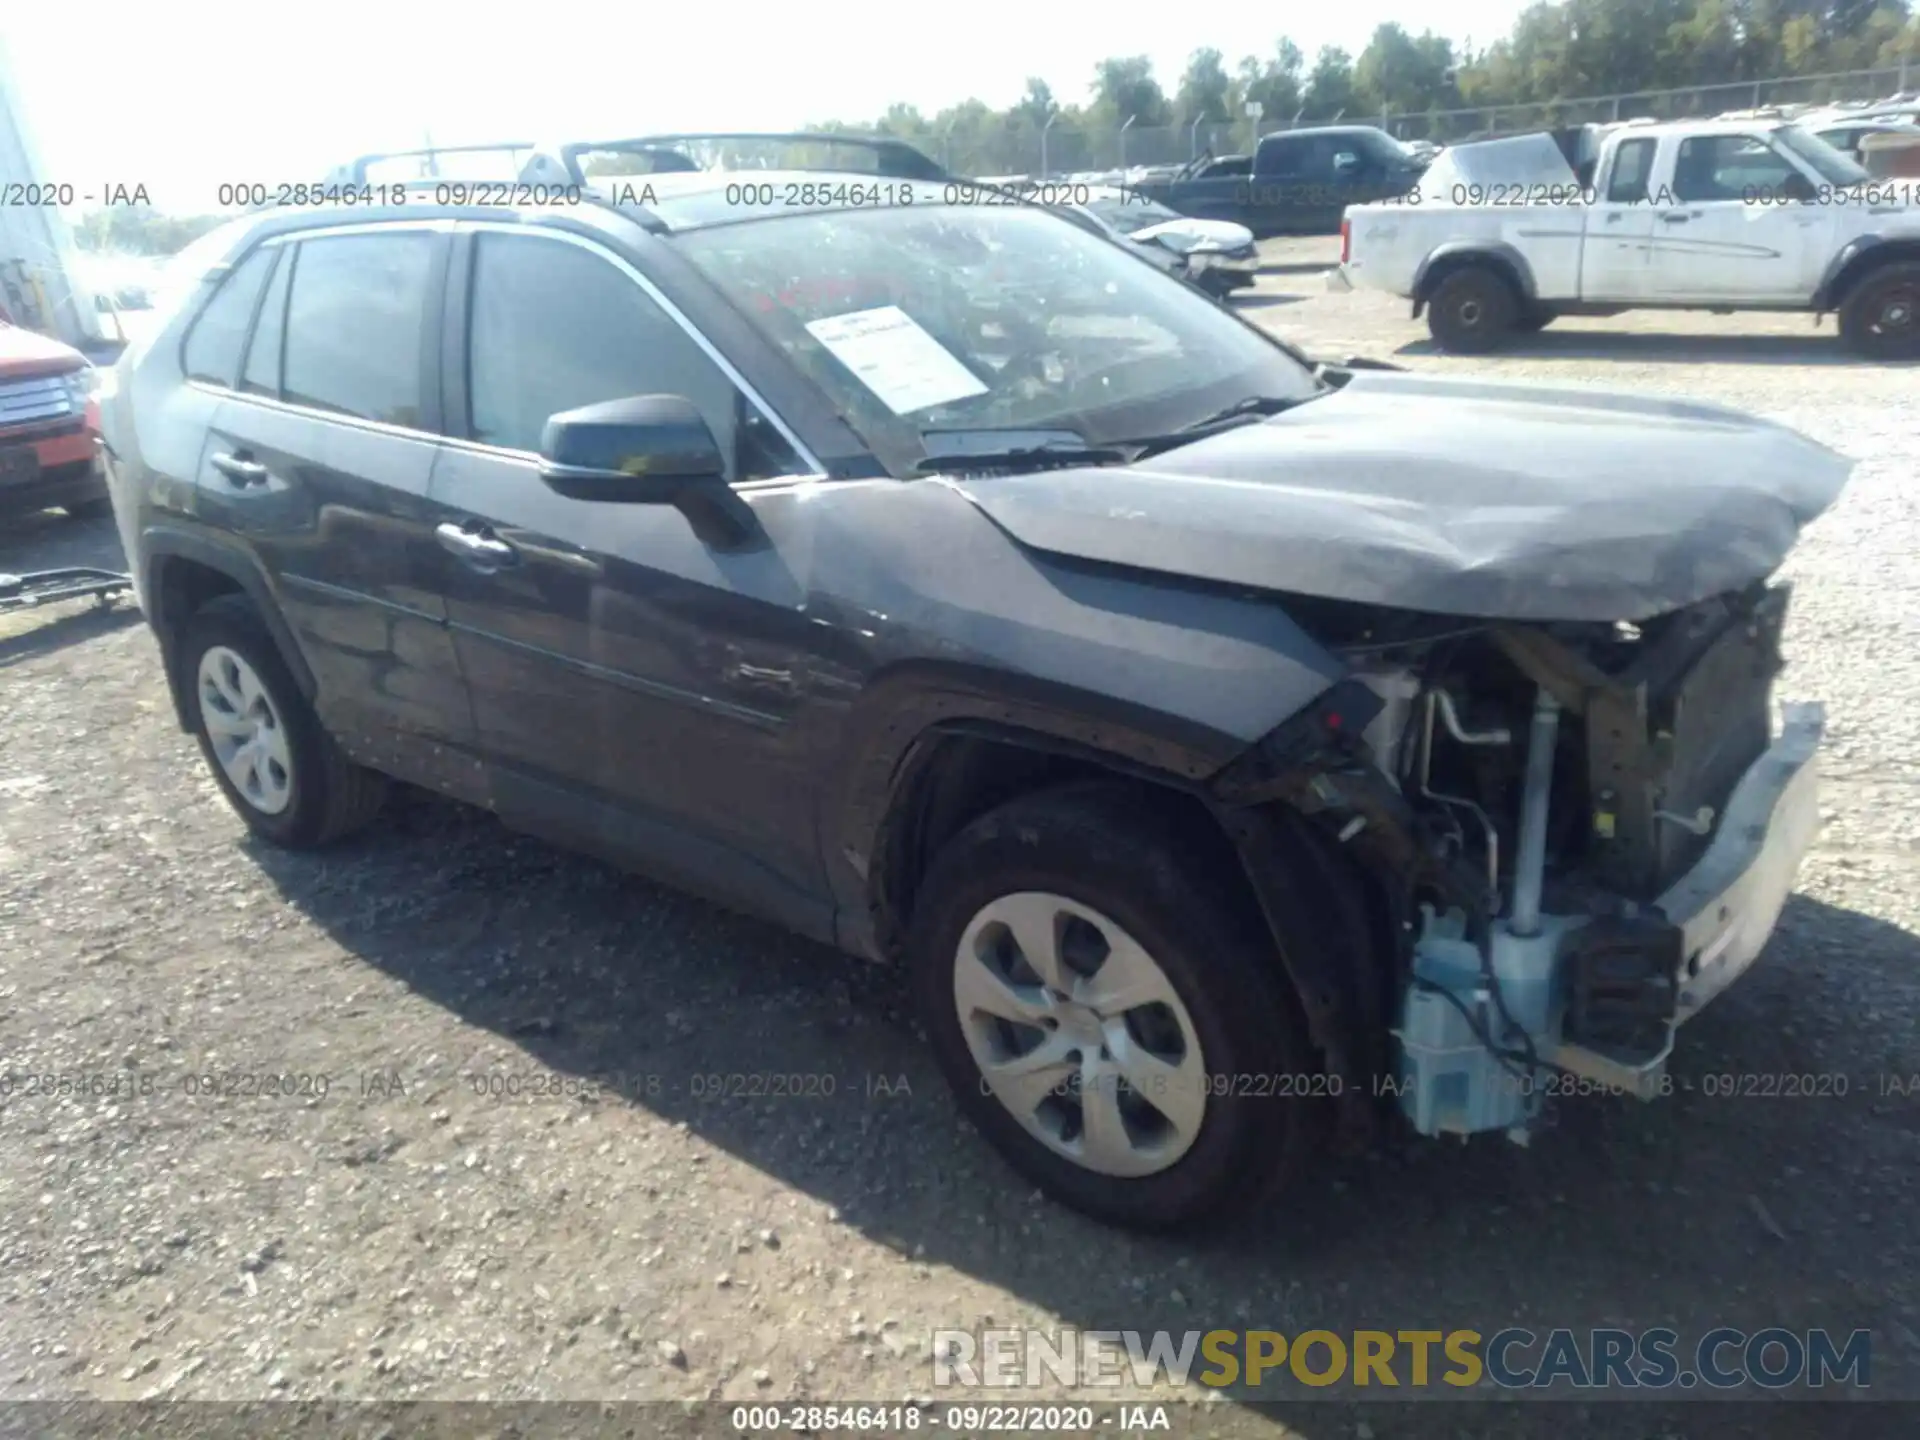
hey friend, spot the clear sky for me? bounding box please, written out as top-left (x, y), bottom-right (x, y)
top-left (4, 0), bottom-right (1533, 213)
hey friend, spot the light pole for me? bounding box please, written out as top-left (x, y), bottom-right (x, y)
top-left (1040, 109), bottom-right (1058, 179)
top-left (1119, 114), bottom-right (1136, 173)
top-left (1245, 99), bottom-right (1264, 153)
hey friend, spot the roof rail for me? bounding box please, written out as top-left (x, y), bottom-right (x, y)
top-left (324, 143), bottom-right (539, 186)
top-left (548, 132), bottom-right (950, 184)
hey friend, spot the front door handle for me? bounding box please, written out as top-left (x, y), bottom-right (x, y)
top-left (435, 522), bottom-right (519, 569)
top-left (1659, 211), bottom-right (1701, 223)
top-left (210, 451), bottom-right (269, 486)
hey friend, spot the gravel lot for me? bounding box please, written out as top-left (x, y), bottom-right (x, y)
top-left (1, 237), bottom-right (1916, 1437)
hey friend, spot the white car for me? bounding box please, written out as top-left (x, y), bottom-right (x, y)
top-left (1074, 187), bottom-right (1260, 296)
top-left (1329, 118), bottom-right (1920, 357)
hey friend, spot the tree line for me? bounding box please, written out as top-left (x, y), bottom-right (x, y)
top-left (75, 0), bottom-right (1920, 253)
top-left (814, 0), bottom-right (1920, 157)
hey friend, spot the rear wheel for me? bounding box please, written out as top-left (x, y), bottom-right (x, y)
top-left (179, 594), bottom-right (387, 847)
top-left (1426, 266), bottom-right (1520, 353)
top-left (1514, 306), bottom-right (1557, 334)
top-left (1838, 262), bottom-right (1920, 360)
top-left (908, 782), bottom-right (1326, 1231)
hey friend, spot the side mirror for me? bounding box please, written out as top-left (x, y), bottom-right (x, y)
top-left (538, 394), bottom-right (756, 547)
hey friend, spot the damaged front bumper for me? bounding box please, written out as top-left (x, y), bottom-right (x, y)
top-left (1396, 699), bottom-right (1825, 1137)
top-left (1547, 700), bottom-right (1825, 1094)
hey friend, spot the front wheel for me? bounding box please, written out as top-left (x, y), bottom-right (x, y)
top-left (908, 783), bottom-right (1325, 1231)
top-left (1838, 262), bottom-right (1920, 360)
top-left (1426, 266), bottom-right (1520, 353)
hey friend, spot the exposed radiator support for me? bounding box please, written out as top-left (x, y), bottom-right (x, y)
top-left (1509, 688), bottom-right (1562, 938)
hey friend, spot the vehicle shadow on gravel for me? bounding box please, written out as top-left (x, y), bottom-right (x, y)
top-left (245, 787), bottom-right (1919, 1414)
top-left (0, 603), bottom-right (142, 668)
top-left (0, 509), bottom-right (127, 574)
top-left (0, 512), bottom-right (139, 663)
top-left (1395, 332), bottom-right (1914, 367)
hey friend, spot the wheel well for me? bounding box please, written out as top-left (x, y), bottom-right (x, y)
top-left (153, 556), bottom-right (243, 635)
top-left (1830, 244), bottom-right (1920, 311)
top-left (872, 729), bottom-right (1402, 1125)
top-left (1415, 252), bottom-right (1527, 314)
top-left (148, 558), bottom-right (247, 728)
top-left (872, 732), bottom-right (1250, 962)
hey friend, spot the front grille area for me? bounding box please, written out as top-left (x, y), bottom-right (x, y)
top-left (0, 374), bottom-right (78, 433)
top-left (1651, 594), bottom-right (1784, 885)
top-left (1583, 586), bottom-right (1789, 897)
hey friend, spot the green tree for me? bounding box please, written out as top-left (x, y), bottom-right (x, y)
top-left (1175, 47), bottom-right (1235, 125)
top-left (1237, 40), bottom-right (1306, 124)
top-left (1090, 55), bottom-right (1173, 125)
top-left (1302, 47), bottom-right (1358, 119)
top-left (1354, 24), bottom-right (1460, 115)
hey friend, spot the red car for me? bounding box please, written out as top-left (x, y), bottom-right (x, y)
top-left (0, 318), bottom-right (108, 520)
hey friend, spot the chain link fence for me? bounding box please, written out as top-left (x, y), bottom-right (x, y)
top-left (931, 62), bottom-right (1917, 177)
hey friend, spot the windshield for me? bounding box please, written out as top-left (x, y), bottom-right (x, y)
top-left (1774, 124), bottom-right (1872, 185)
top-left (1081, 193), bottom-right (1184, 233)
top-left (671, 203), bottom-right (1317, 468)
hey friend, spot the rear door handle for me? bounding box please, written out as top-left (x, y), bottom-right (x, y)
top-left (210, 451), bottom-right (269, 486)
top-left (1660, 211), bottom-right (1699, 223)
top-left (436, 521), bottom-right (519, 569)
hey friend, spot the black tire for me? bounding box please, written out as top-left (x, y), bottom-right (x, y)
top-left (63, 497), bottom-right (114, 521)
top-left (1838, 261), bottom-right (1920, 360)
top-left (1514, 307), bottom-right (1556, 334)
top-left (179, 594), bottom-right (386, 847)
top-left (908, 782), bottom-right (1326, 1231)
top-left (1426, 266), bottom-right (1520, 353)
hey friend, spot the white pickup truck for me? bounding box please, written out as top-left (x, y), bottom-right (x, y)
top-left (1329, 117), bottom-right (1920, 357)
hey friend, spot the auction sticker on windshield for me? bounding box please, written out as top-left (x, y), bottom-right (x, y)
top-left (805, 306), bottom-right (989, 414)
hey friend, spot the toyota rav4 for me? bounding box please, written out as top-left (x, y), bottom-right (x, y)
top-left (99, 140), bottom-right (1849, 1231)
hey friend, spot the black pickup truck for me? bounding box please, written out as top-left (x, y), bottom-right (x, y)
top-left (1132, 126), bottom-right (1429, 237)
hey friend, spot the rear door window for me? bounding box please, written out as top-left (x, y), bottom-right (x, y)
top-left (281, 232), bottom-right (436, 428)
top-left (1258, 136), bottom-right (1304, 176)
top-left (1291, 136), bottom-right (1339, 181)
top-left (182, 246), bottom-right (275, 387)
top-left (1606, 138), bottom-right (1656, 203)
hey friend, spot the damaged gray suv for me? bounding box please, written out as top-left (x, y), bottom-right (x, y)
top-left (101, 142), bottom-right (1849, 1231)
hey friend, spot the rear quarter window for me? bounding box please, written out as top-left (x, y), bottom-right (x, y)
top-left (181, 247), bottom-right (275, 387)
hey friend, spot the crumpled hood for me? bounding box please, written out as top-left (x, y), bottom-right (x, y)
top-left (948, 371), bottom-right (1854, 622)
top-left (1130, 217), bottom-right (1255, 253)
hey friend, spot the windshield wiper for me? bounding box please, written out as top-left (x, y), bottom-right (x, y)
top-left (1121, 394), bottom-right (1304, 457)
top-left (912, 442), bottom-right (1131, 475)
top-left (913, 428), bottom-right (1133, 475)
